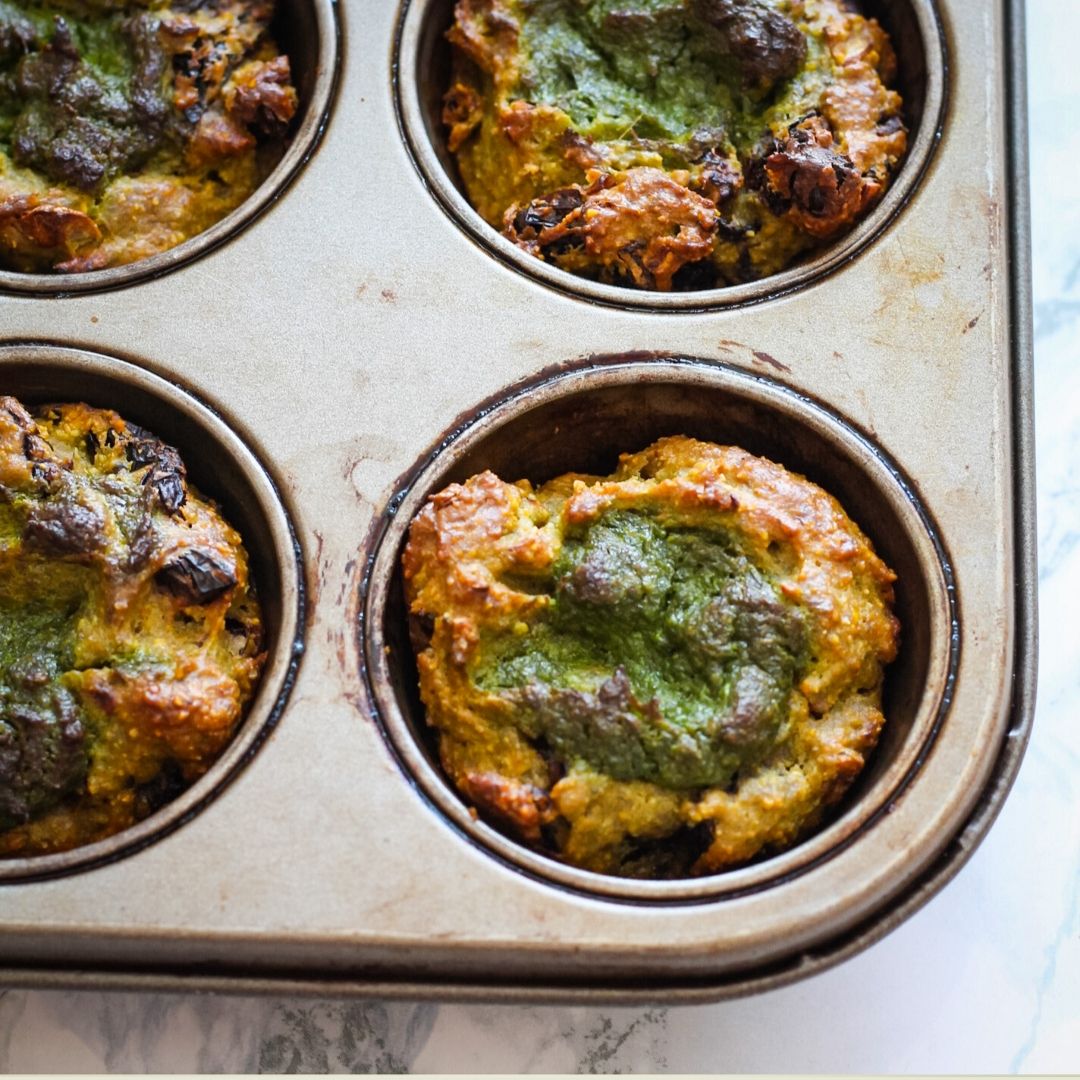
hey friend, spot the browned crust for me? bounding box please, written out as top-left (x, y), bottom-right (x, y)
top-left (505, 169), bottom-right (720, 290)
top-left (404, 436), bottom-right (899, 877)
top-left (0, 398), bottom-right (264, 857)
top-left (0, 195), bottom-right (101, 267)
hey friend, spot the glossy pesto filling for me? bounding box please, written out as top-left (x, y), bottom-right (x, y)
top-left (0, 0), bottom-right (179, 193)
top-left (0, 566), bottom-right (89, 831)
top-left (475, 510), bottom-right (807, 789)
top-left (513, 0), bottom-right (832, 153)
top-left (0, 484), bottom-right (173, 831)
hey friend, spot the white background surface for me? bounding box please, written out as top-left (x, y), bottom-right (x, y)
top-left (1, 0), bottom-right (1077, 1071)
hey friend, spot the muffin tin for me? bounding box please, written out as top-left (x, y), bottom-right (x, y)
top-left (0, 0), bottom-right (339, 296)
top-left (0, 0), bottom-right (1035, 1002)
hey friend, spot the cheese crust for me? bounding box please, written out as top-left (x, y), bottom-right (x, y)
top-left (0, 396), bottom-right (264, 856)
top-left (444, 0), bottom-right (907, 289)
top-left (404, 436), bottom-right (898, 878)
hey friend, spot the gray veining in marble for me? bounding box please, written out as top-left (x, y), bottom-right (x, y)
top-left (1, 0), bottom-right (1077, 1072)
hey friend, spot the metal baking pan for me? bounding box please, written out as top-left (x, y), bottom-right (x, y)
top-left (0, 0), bottom-right (1034, 1002)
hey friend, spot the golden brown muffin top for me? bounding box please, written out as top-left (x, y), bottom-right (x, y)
top-left (444, 0), bottom-right (907, 289)
top-left (0, 396), bottom-right (264, 856)
top-left (405, 436), bottom-right (898, 877)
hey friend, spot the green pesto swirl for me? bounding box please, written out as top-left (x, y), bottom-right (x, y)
top-left (513, 0), bottom-right (831, 151)
top-left (0, 0), bottom-right (179, 194)
top-left (474, 510), bottom-right (807, 789)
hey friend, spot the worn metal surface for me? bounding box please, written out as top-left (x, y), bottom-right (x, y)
top-left (0, 0), bottom-right (1034, 1001)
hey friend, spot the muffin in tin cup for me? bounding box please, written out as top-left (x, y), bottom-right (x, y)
top-left (0, 344), bottom-right (303, 880)
top-left (395, 0), bottom-right (946, 307)
top-left (0, 0), bottom-right (339, 293)
top-left (364, 357), bottom-right (956, 901)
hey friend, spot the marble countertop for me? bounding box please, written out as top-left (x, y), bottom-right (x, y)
top-left (1, 0), bottom-right (1076, 1072)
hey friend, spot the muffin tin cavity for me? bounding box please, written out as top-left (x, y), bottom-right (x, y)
top-left (0, 344), bottom-right (303, 881)
top-left (394, 0), bottom-right (946, 310)
top-left (0, 0), bottom-right (339, 296)
top-left (363, 357), bottom-right (957, 902)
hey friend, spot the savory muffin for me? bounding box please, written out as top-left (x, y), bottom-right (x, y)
top-left (443, 0), bottom-right (907, 289)
top-left (0, 396), bottom-right (264, 857)
top-left (404, 436), bottom-right (898, 878)
top-left (0, 0), bottom-right (298, 273)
